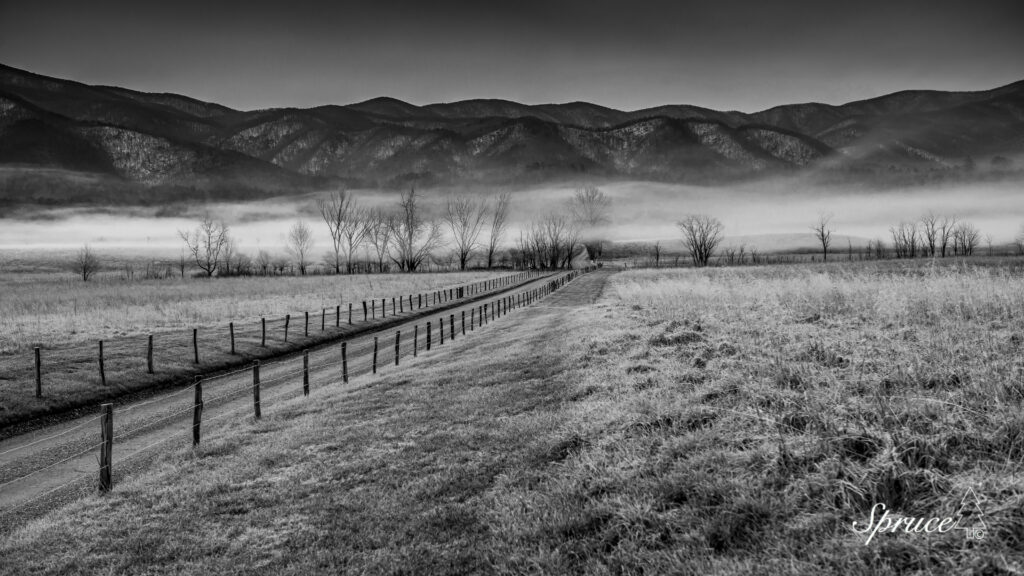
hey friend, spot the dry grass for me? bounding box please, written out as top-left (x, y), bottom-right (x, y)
top-left (1, 262), bottom-right (1021, 574)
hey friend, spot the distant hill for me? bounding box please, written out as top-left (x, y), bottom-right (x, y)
top-left (1, 62), bottom-right (1022, 205)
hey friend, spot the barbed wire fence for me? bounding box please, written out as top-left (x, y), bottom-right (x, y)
top-left (0, 266), bottom-right (595, 529)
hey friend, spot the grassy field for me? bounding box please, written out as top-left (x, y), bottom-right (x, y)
top-left (0, 270), bottom-right (506, 355)
top-left (1, 262), bottom-right (1021, 574)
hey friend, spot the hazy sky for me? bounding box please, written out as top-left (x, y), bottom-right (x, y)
top-left (1, 0), bottom-right (1022, 112)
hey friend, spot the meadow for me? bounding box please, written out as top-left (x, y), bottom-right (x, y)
top-left (1, 259), bottom-right (1020, 574)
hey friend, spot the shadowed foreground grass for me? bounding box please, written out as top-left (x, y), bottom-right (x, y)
top-left (1, 262), bottom-right (1022, 575)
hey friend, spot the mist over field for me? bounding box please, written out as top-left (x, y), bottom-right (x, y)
top-left (2, 176), bottom-right (1022, 257)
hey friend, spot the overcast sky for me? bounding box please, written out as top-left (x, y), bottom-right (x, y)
top-left (2, 0), bottom-right (1022, 112)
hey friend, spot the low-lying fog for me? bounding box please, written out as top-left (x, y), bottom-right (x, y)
top-left (1, 177), bottom-right (1022, 257)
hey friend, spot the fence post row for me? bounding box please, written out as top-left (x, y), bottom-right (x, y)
top-left (99, 403), bottom-right (113, 492)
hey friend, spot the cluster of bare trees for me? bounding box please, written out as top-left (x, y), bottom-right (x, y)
top-left (888, 213), bottom-right (981, 258)
top-left (507, 185), bottom-right (612, 269)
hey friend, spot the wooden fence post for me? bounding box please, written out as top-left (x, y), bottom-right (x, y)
top-left (462, 311), bottom-right (466, 335)
top-left (230, 322), bottom-right (236, 355)
top-left (98, 340), bottom-right (106, 386)
top-left (381, 298), bottom-right (386, 318)
top-left (395, 331), bottom-right (401, 366)
top-left (193, 328), bottom-right (199, 364)
top-left (322, 309), bottom-right (326, 331)
top-left (193, 376), bottom-right (203, 446)
top-left (252, 360), bottom-right (261, 419)
top-left (418, 294), bottom-right (422, 308)
top-left (392, 297), bottom-right (396, 316)
top-left (99, 403), bottom-right (113, 492)
top-left (363, 301), bottom-right (368, 321)
top-left (336, 305), bottom-right (341, 327)
top-left (471, 308), bottom-right (475, 330)
top-left (147, 335), bottom-right (154, 374)
top-left (372, 337), bottom-right (378, 374)
top-left (342, 342), bottom-right (348, 384)
top-left (439, 317), bottom-right (444, 345)
top-left (414, 325), bottom-right (419, 357)
top-left (450, 314), bottom-right (455, 341)
top-left (372, 300), bottom-right (376, 319)
top-left (34, 347), bottom-right (41, 397)
top-left (261, 318), bottom-right (266, 347)
top-left (285, 314), bottom-right (290, 342)
top-left (349, 303), bottom-right (353, 325)
top-left (305, 311), bottom-right (309, 336)
top-left (303, 350), bottom-right (310, 396)
top-left (427, 322), bottom-right (432, 351)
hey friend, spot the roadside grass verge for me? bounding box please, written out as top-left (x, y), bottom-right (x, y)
top-left (1, 262), bottom-right (1021, 574)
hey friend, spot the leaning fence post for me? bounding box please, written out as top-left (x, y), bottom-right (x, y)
top-left (99, 403), bottom-right (113, 492)
top-left (372, 337), bottom-right (378, 374)
top-left (395, 331), bottom-right (401, 366)
top-left (392, 297), bottom-right (396, 316)
top-left (193, 376), bottom-right (203, 446)
top-left (252, 360), bottom-right (261, 419)
top-left (193, 328), bottom-right (199, 364)
top-left (285, 314), bottom-right (291, 342)
top-left (342, 342), bottom-right (349, 384)
top-left (303, 350), bottom-right (310, 396)
top-left (147, 335), bottom-right (154, 374)
top-left (98, 340), bottom-right (106, 386)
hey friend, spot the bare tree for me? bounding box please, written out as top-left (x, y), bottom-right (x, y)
top-left (444, 195), bottom-right (489, 270)
top-left (939, 216), bottom-right (958, 257)
top-left (985, 234), bottom-right (994, 256)
top-left (651, 241), bottom-right (661, 267)
top-left (486, 191), bottom-right (511, 268)
top-left (179, 214), bottom-right (230, 277)
top-left (811, 213), bottom-right (833, 261)
top-left (74, 244), bottom-right (101, 281)
top-left (954, 221), bottom-right (981, 256)
top-left (1016, 225), bottom-right (1024, 255)
top-left (568, 185), bottom-right (611, 261)
top-left (287, 220), bottom-right (315, 275)
top-left (340, 206), bottom-right (370, 274)
top-left (256, 249), bottom-right (272, 275)
top-left (677, 214), bottom-right (724, 267)
top-left (890, 222), bottom-right (918, 258)
top-left (389, 187), bottom-right (445, 272)
top-left (317, 189), bottom-right (356, 274)
top-left (919, 211), bottom-right (939, 257)
top-left (366, 208), bottom-right (394, 273)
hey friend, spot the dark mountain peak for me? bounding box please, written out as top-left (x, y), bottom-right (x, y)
top-left (346, 96), bottom-right (434, 118)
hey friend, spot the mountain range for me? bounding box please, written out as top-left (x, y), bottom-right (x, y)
top-left (1, 62), bottom-right (1022, 206)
